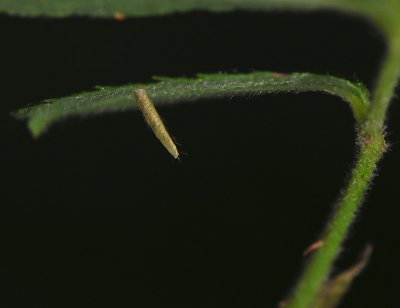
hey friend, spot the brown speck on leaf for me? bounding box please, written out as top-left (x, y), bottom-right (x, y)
top-left (114, 12), bottom-right (126, 21)
top-left (271, 72), bottom-right (287, 77)
top-left (303, 240), bottom-right (324, 256)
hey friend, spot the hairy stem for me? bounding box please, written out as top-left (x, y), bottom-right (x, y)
top-left (285, 135), bottom-right (384, 308)
top-left (366, 37), bottom-right (400, 134)
top-left (285, 34), bottom-right (400, 308)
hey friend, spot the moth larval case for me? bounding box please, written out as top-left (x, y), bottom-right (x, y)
top-left (133, 88), bottom-right (179, 159)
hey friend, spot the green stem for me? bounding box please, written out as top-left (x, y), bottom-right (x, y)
top-left (284, 34), bottom-right (400, 308)
top-left (366, 38), bottom-right (400, 134)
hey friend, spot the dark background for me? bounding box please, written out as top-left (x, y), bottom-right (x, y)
top-left (1, 9), bottom-right (399, 308)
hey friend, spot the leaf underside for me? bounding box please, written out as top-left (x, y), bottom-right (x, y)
top-left (0, 0), bottom-right (386, 17)
top-left (16, 72), bottom-right (369, 137)
top-left (1, 0), bottom-right (398, 51)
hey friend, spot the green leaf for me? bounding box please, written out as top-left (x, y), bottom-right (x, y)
top-left (15, 72), bottom-right (369, 137)
top-left (0, 0), bottom-right (388, 17)
top-left (2, 0), bottom-right (399, 43)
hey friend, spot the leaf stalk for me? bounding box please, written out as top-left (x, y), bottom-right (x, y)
top-left (285, 30), bottom-right (400, 308)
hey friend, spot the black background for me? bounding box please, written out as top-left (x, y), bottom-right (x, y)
top-left (1, 9), bottom-right (400, 308)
